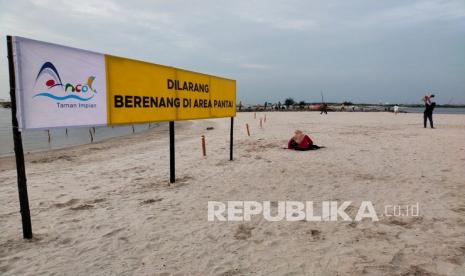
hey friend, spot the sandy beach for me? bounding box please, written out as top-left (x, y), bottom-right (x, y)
top-left (1, 112), bottom-right (465, 275)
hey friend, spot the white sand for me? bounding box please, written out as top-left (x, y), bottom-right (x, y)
top-left (1, 112), bottom-right (465, 275)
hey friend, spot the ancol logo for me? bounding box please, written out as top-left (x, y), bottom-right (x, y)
top-left (33, 62), bottom-right (97, 101)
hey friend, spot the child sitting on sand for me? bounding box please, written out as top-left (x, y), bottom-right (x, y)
top-left (285, 130), bottom-right (323, 151)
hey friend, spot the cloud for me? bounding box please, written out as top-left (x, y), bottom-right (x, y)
top-left (351, 0), bottom-right (465, 28)
top-left (0, 0), bottom-right (464, 104)
top-left (239, 63), bottom-right (274, 70)
top-left (233, 1), bottom-right (318, 31)
top-left (239, 12), bottom-right (317, 31)
top-left (30, 0), bottom-right (122, 18)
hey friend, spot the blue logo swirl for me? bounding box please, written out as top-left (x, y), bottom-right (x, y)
top-left (33, 92), bottom-right (95, 101)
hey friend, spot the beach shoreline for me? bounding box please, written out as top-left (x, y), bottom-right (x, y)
top-left (1, 112), bottom-right (465, 275)
top-left (1, 107), bottom-right (465, 157)
top-left (0, 122), bottom-right (176, 170)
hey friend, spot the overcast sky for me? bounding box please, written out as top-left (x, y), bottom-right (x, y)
top-left (1, 0), bottom-right (464, 104)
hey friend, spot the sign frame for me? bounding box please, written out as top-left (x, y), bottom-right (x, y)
top-left (6, 35), bottom-right (236, 240)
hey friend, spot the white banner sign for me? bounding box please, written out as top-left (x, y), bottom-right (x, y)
top-left (13, 37), bottom-right (108, 130)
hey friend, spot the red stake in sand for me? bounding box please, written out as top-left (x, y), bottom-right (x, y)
top-left (201, 135), bottom-right (206, 156)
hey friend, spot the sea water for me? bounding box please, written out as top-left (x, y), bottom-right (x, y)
top-left (0, 108), bottom-right (158, 156)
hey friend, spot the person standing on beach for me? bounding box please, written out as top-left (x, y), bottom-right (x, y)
top-left (423, 94), bottom-right (436, 128)
top-left (320, 103), bottom-right (328, 115)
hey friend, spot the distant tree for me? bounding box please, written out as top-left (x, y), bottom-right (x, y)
top-left (342, 101), bottom-right (353, 106)
top-left (298, 101), bottom-right (306, 109)
top-left (284, 98), bottom-right (295, 109)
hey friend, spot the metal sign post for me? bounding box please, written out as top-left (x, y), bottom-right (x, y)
top-left (7, 35), bottom-right (33, 239)
top-left (169, 121), bottom-right (175, 183)
top-left (230, 117), bottom-right (234, 161)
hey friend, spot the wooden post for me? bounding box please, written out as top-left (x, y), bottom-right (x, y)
top-left (7, 35), bottom-right (33, 239)
top-left (201, 135), bottom-right (206, 156)
top-left (259, 118), bottom-right (263, 128)
top-left (169, 121), bottom-right (175, 183)
top-left (246, 123), bottom-right (250, 136)
top-left (230, 117), bottom-right (234, 161)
